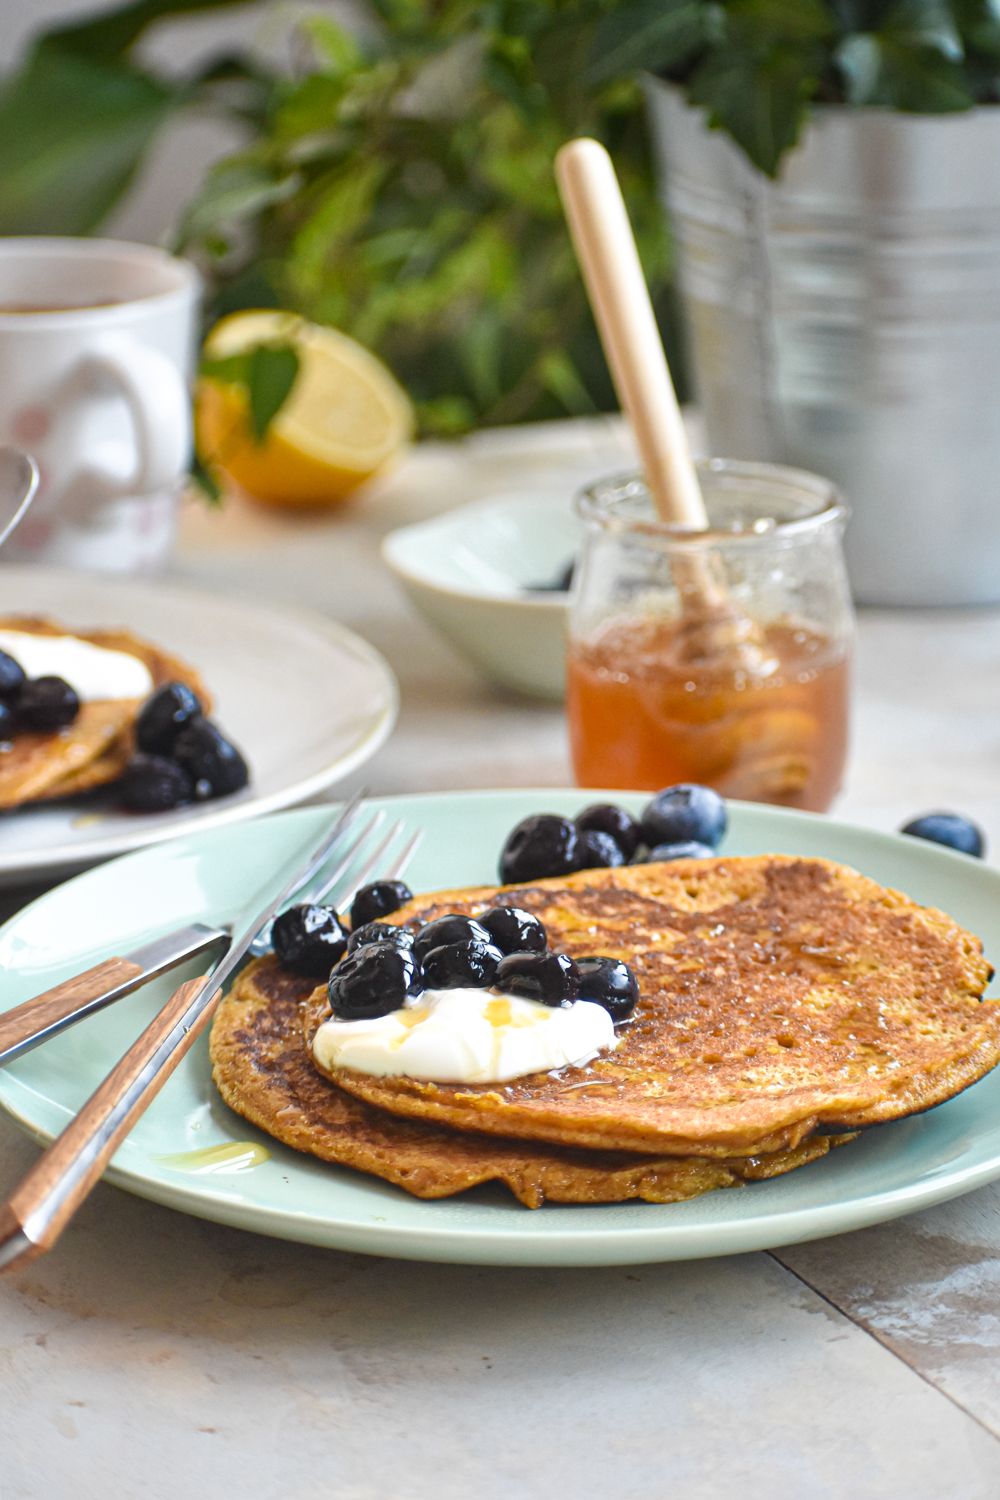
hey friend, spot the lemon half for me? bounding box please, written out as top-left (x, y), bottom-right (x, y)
top-left (196, 310), bottom-right (414, 507)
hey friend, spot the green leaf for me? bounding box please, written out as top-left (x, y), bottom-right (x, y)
top-left (245, 344), bottom-right (300, 442)
top-left (725, 0), bottom-right (836, 47)
top-left (877, 0), bottom-right (963, 56)
top-left (688, 44), bottom-right (818, 175)
top-left (954, 0), bottom-right (1000, 60)
top-left (586, 0), bottom-right (720, 86)
top-left (301, 14), bottom-right (365, 76)
top-left (179, 160), bottom-right (301, 239)
top-left (0, 47), bottom-right (174, 233)
top-left (190, 452), bottom-right (223, 505)
top-left (837, 33), bottom-right (975, 107)
top-left (198, 352), bottom-right (251, 385)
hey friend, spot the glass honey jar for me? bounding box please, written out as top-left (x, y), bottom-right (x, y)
top-left (566, 460), bottom-right (853, 811)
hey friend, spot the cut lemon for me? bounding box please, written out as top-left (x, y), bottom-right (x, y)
top-left (196, 310), bottom-right (414, 507)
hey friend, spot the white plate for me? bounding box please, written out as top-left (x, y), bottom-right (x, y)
top-left (0, 565), bottom-right (397, 884)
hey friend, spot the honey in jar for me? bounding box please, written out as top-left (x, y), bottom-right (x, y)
top-left (568, 463), bottom-right (854, 812)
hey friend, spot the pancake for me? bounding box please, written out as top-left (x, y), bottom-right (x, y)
top-left (0, 617), bottom-right (209, 809)
top-left (328, 856), bottom-right (999, 1158)
top-left (209, 955), bottom-right (843, 1208)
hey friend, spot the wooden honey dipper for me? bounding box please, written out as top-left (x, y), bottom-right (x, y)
top-left (555, 137), bottom-right (766, 667)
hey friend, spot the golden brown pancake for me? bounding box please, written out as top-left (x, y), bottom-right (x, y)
top-left (210, 956), bottom-right (844, 1208)
top-left (328, 857), bottom-right (999, 1158)
top-left (0, 617), bottom-right (209, 809)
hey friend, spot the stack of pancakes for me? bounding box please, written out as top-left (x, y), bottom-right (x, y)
top-left (0, 616), bottom-right (207, 811)
top-left (211, 855), bottom-right (1000, 1208)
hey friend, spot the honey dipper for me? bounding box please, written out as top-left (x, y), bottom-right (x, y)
top-left (555, 137), bottom-right (767, 668)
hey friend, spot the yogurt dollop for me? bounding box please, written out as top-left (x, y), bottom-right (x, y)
top-left (0, 629), bottom-right (153, 702)
top-left (312, 987), bottom-right (618, 1084)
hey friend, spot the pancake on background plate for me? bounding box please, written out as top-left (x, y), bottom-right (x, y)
top-left (327, 857), bottom-right (998, 1158)
top-left (211, 957), bottom-right (846, 1208)
top-left (0, 616), bottom-right (208, 810)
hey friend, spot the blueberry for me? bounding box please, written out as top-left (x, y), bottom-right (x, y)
top-left (576, 829), bottom-right (626, 870)
top-left (328, 942), bottom-right (422, 1020)
top-left (350, 880), bottom-right (413, 929)
top-left (643, 841), bottom-right (715, 862)
top-left (136, 681), bottom-right (203, 755)
top-left (494, 950), bottom-right (581, 1007)
top-left (423, 939), bottom-right (504, 989)
top-left (413, 914), bottom-right (491, 963)
top-left (575, 803), bottom-right (642, 860)
top-left (18, 676), bottom-right (80, 732)
top-left (172, 717), bottom-right (249, 800)
top-left (347, 921), bottom-right (415, 954)
top-left (900, 812), bottom-right (985, 859)
top-left (478, 906), bottom-right (547, 956)
top-left (119, 754), bottom-right (193, 813)
top-left (641, 784), bottom-right (727, 852)
top-left (272, 903), bottom-right (348, 977)
top-left (576, 957), bottom-right (639, 1022)
top-left (499, 814), bottom-right (580, 885)
top-left (0, 700), bottom-right (16, 741)
top-left (0, 650), bottom-right (25, 700)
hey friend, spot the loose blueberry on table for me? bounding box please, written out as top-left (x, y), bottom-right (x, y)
top-left (900, 811), bottom-right (985, 859)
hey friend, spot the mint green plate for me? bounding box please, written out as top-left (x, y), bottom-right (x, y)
top-left (2, 791), bottom-right (1000, 1267)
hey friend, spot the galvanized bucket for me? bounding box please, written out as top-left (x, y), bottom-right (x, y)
top-left (646, 80), bottom-right (1000, 606)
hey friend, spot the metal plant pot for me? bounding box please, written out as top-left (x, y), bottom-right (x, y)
top-left (646, 80), bottom-right (1000, 606)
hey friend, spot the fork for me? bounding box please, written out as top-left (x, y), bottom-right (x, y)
top-left (0, 793), bottom-right (415, 1067)
top-left (0, 804), bottom-right (420, 1270)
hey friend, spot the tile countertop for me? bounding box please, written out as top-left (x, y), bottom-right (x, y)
top-left (3, 419), bottom-right (1000, 1498)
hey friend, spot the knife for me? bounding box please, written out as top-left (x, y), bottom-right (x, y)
top-left (0, 791), bottom-right (368, 1069)
top-left (0, 803), bottom-right (411, 1271)
top-left (0, 925), bottom-right (224, 1067)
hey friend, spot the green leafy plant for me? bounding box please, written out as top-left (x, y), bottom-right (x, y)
top-left (590, 0), bottom-right (1000, 174)
top-left (0, 0), bottom-right (671, 437)
top-left (4, 2), bottom-right (999, 446)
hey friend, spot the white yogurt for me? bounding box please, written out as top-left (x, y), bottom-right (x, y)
top-left (0, 629), bottom-right (153, 701)
top-left (312, 987), bottom-right (618, 1084)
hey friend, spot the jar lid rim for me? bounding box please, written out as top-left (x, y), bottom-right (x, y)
top-left (575, 460), bottom-right (848, 544)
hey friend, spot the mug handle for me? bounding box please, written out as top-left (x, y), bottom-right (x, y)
top-left (75, 337), bottom-right (192, 499)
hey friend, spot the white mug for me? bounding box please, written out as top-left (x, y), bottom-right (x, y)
top-left (0, 237), bottom-right (200, 574)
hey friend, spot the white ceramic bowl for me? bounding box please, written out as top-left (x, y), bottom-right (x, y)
top-left (382, 491), bottom-right (581, 699)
